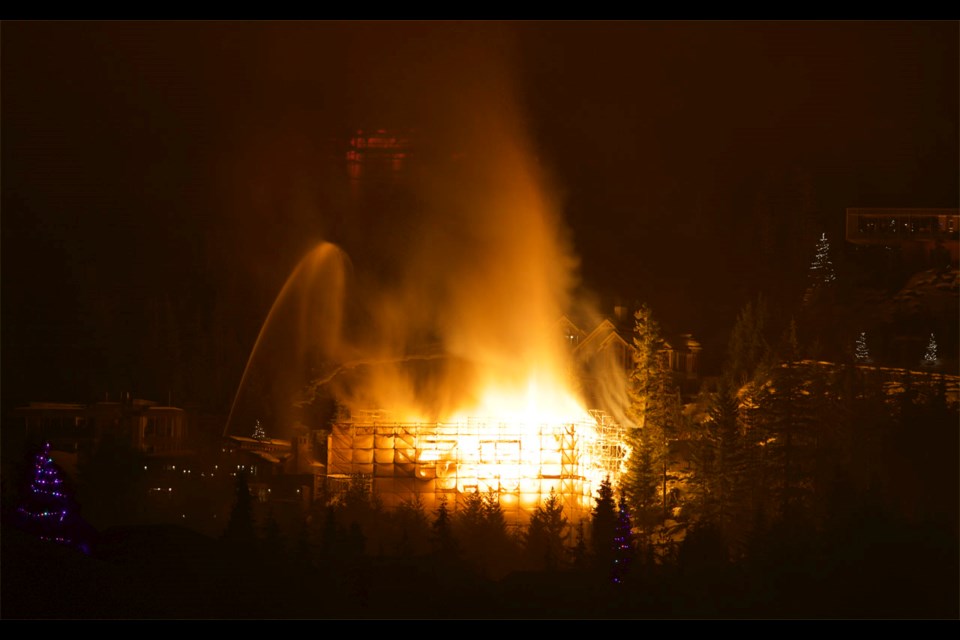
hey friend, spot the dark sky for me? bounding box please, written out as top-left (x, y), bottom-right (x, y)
top-left (3, 21), bottom-right (957, 409)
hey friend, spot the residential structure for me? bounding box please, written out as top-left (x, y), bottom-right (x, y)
top-left (846, 207), bottom-right (959, 267)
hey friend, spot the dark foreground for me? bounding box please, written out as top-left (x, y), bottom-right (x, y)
top-left (2, 519), bottom-right (956, 620)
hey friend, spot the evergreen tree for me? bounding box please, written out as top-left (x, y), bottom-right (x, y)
top-left (627, 304), bottom-right (667, 433)
top-left (724, 296), bottom-right (771, 387)
top-left (629, 434), bottom-right (660, 526)
top-left (454, 489), bottom-right (487, 571)
top-left (431, 495), bottom-right (458, 560)
top-left (855, 331), bottom-right (871, 363)
top-left (691, 379), bottom-right (748, 554)
top-left (809, 232), bottom-right (837, 287)
top-left (455, 489), bottom-right (516, 577)
top-left (482, 489), bottom-right (509, 541)
top-left (17, 442), bottom-right (75, 546)
top-left (524, 488), bottom-right (570, 571)
top-left (590, 475), bottom-right (617, 571)
top-left (481, 489), bottom-right (517, 577)
top-left (572, 521), bottom-right (589, 570)
top-left (624, 305), bottom-right (677, 547)
top-left (611, 495), bottom-right (634, 584)
top-left (922, 333), bottom-right (938, 366)
top-left (222, 468), bottom-right (256, 546)
top-left (803, 232), bottom-right (837, 307)
top-left (395, 493), bottom-right (431, 557)
top-left (778, 317), bottom-right (802, 363)
top-left (747, 361), bottom-right (826, 527)
top-left (336, 473), bottom-right (384, 552)
top-left (252, 419), bottom-right (267, 441)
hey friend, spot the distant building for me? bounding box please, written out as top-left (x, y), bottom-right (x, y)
top-left (219, 431), bottom-right (321, 507)
top-left (561, 308), bottom-right (703, 405)
top-left (845, 208), bottom-right (959, 267)
top-left (14, 397), bottom-right (187, 455)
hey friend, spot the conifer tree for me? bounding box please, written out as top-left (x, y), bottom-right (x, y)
top-left (454, 489), bottom-right (491, 573)
top-left (480, 489), bottom-right (517, 577)
top-left (590, 475), bottom-right (617, 571)
top-left (803, 232), bottom-right (837, 306)
top-left (431, 495), bottom-right (458, 560)
top-left (482, 489), bottom-right (508, 541)
top-left (223, 468), bottom-right (256, 546)
top-left (725, 296), bottom-right (771, 387)
top-left (855, 331), bottom-right (871, 363)
top-left (624, 305), bottom-right (676, 541)
top-left (525, 488), bottom-right (569, 571)
top-left (395, 493), bottom-right (431, 557)
top-left (691, 379), bottom-right (747, 552)
top-left (747, 361), bottom-right (826, 527)
top-left (611, 495), bottom-right (634, 584)
top-left (809, 232), bottom-right (836, 287)
top-left (572, 521), bottom-right (589, 570)
top-left (17, 442), bottom-right (74, 546)
top-left (922, 333), bottom-right (939, 366)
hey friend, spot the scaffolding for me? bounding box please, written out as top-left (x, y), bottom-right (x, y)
top-left (326, 410), bottom-right (626, 525)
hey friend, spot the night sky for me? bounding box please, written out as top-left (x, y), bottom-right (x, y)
top-left (3, 21), bottom-right (957, 411)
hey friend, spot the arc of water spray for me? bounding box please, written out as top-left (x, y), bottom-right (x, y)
top-left (294, 352), bottom-right (450, 408)
top-left (223, 242), bottom-right (348, 438)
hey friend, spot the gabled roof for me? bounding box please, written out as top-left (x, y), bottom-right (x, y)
top-left (555, 315), bottom-right (587, 340)
top-left (576, 319), bottom-right (629, 360)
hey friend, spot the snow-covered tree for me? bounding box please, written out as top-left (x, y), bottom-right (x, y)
top-left (855, 331), bottom-right (871, 363)
top-left (922, 333), bottom-right (939, 366)
top-left (809, 232), bottom-right (837, 286)
top-left (803, 232), bottom-right (837, 307)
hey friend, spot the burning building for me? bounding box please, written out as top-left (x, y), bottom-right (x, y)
top-left (232, 61), bottom-right (644, 526)
top-left (325, 408), bottom-right (625, 526)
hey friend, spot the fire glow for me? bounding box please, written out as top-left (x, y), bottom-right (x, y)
top-left (232, 75), bottom-right (632, 524)
top-left (321, 112), bottom-right (630, 523)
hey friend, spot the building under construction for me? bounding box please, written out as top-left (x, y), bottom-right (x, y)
top-left (325, 409), bottom-right (627, 526)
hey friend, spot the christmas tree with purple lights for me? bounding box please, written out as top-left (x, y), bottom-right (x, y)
top-left (18, 441), bottom-right (73, 545)
top-left (611, 494), bottom-right (634, 585)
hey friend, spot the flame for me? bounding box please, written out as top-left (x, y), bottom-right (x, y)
top-left (311, 44), bottom-right (631, 521)
top-left (334, 361), bottom-right (620, 522)
top-left (447, 370), bottom-right (592, 426)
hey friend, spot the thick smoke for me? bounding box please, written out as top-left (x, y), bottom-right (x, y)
top-left (230, 24), bottom-right (631, 432)
top-left (330, 25), bottom-right (593, 422)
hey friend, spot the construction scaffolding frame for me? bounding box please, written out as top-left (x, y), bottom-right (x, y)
top-left (326, 410), bottom-right (626, 526)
